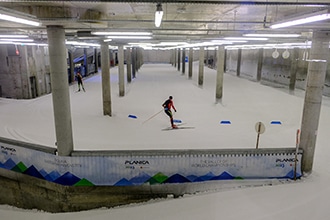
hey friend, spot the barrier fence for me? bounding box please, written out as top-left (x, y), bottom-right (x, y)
top-left (0, 137), bottom-right (302, 186)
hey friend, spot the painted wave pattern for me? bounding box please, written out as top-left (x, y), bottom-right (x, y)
top-left (0, 158), bottom-right (300, 186)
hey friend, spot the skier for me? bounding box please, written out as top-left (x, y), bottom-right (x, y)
top-left (162, 96), bottom-right (177, 128)
top-left (76, 72), bottom-right (85, 92)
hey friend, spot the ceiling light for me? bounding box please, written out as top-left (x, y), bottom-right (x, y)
top-left (270, 10), bottom-right (330, 29)
top-left (106, 36), bottom-right (152, 39)
top-left (0, 34), bottom-right (29, 38)
top-left (0, 38), bottom-right (33, 42)
top-left (65, 41), bottom-right (100, 47)
top-left (244, 34), bottom-right (301, 38)
top-left (155, 3), bottom-right (163, 28)
top-left (0, 13), bottom-right (40, 26)
top-left (92, 31), bottom-right (151, 36)
top-left (224, 37), bottom-right (268, 41)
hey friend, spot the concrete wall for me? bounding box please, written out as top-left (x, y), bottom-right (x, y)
top-left (0, 45), bottom-right (50, 99)
top-left (143, 49), bottom-right (171, 63)
top-left (142, 49), bottom-right (200, 64)
top-left (224, 48), bottom-right (330, 96)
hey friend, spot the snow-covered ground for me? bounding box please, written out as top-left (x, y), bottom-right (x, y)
top-left (1, 62), bottom-right (330, 219)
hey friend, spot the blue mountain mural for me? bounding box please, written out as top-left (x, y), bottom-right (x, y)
top-left (24, 165), bottom-right (45, 179)
top-left (115, 178), bottom-right (133, 186)
top-left (54, 172), bottom-right (81, 186)
top-left (165, 174), bottom-right (191, 184)
top-left (45, 170), bottom-right (61, 181)
top-left (194, 172), bottom-right (216, 182)
top-left (39, 169), bottom-right (48, 177)
top-left (284, 170), bottom-right (301, 179)
top-left (211, 171), bottom-right (235, 180)
top-left (186, 175), bottom-right (198, 182)
top-left (129, 172), bottom-right (152, 185)
top-left (4, 158), bottom-right (16, 169)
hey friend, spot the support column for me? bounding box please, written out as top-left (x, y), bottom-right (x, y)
top-left (177, 49), bottom-right (181, 71)
top-left (118, 45), bottom-right (125, 96)
top-left (100, 41), bottom-right (112, 116)
top-left (224, 49), bottom-right (227, 72)
top-left (198, 47), bottom-right (205, 86)
top-left (188, 48), bottom-right (193, 79)
top-left (46, 25), bottom-right (74, 156)
top-left (289, 47), bottom-right (299, 92)
top-left (216, 46), bottom-right (225, 102)
top-left (126, 48), bottom-right (132, 83)
top-left (300, 31), bottom-right (330, 174)
top-left (174, 49), bottom-right (177, 68)
top-left (132, 47), bottom-right (136, 78)
top-left (83, 48), bottom-right (88, 76)
top-left (182, 48), bottom-right (186, 74)
top-left (68, 51), bottom-right (75, 83)
top-left (94, 48), bottom-right (98, 73)
top-left (256, 48), bottom-right (264, 82)
top-left (237, 48), bottom-right (242, 77)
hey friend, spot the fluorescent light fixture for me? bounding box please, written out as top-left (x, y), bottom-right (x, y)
top-left (0, 34), bottom-right (29, 38)
top-left (211, 40), bottom-right (247, 44)
top-left (92, 31), bottom-right (151, 36)
top-left (0, 13), bottom-right (40, 26)
top-left (244, 33), bottom-right (301, 38)
top-left (224, 37), bottom-right (268, 41)
top-left (0, 38), bottom-right (33, 42)
top-left (270, 10), bottom-right (330, 29)
top-left (104, 39), bottom-right (113, 42)
top-left (66, 41), bottom-right (100, 47)
top-left (0, 41), bottom-right (13, 44)
top-left (155, 3), bottom-right (163, 28)
top-left (158, 42), bottom-right (188, 46)
top-left (106, 36), bottom-right (152, 39)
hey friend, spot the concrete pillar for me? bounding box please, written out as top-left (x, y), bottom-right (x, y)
top-left (177, 49), bottom-right (181, 71)
top-left (100, 41), bottom-right (112, 116)
top-left (118, 45), bottom-right (125, 96)
top-left (237, 48), bottom-right (242, 77)
top-left (132, 47), bottom-right (136, 78)
top-left (46, 25), bottom-right (74, 156)
top-left (198, 47), bottom-right (205, 86)
top-left (174, 49), bottom-right (177, 68)
top-left (216, 46), bottom-right (225, 102)
top-left (83, 48), bottom-right (88, 76)
top-left (139, 48), bottom-right (144, 69)
top-left (289, 48), bottom-right (299, 91)
top-left (94, 48), bottom-right (98, 73)
top-left (256, 48), bottom-right (264, 81)
top-left (182, 49), bottom-right (186, 74)
top-left (126, 48), bottom-right (132, 83)
top-left (188, 48), bottom-right (193, 79)
top-left (300, 31), bottom-right (330, 174)
top-left (68, 51), bottom-right (75, 83)
top-left (136, 48), bottom-right (140, 72)
top-left (224, 49), bottom-right (227, 72)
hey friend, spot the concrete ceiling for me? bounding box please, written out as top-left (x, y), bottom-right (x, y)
top-left (0, 1), bottom-right (330, 47)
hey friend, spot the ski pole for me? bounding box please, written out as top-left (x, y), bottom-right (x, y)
top-left (142, 109), bottom-right (163, 124)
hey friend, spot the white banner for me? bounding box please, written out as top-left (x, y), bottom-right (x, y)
top-left (0, 142), bottom-right (302, 186)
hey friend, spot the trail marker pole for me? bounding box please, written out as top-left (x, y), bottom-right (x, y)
top-left (294, 129), bottom-right (300, 180)
top-left (255, 122), bottom-right (265, 149)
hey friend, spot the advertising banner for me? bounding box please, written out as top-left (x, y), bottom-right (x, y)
top-left (0, 142), bottom-right (302, 186)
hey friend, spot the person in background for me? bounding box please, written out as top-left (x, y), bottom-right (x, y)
top-left (162, 96), bottom-right (177, 128)
top-left (76, 72), bottom-right (85, 92)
